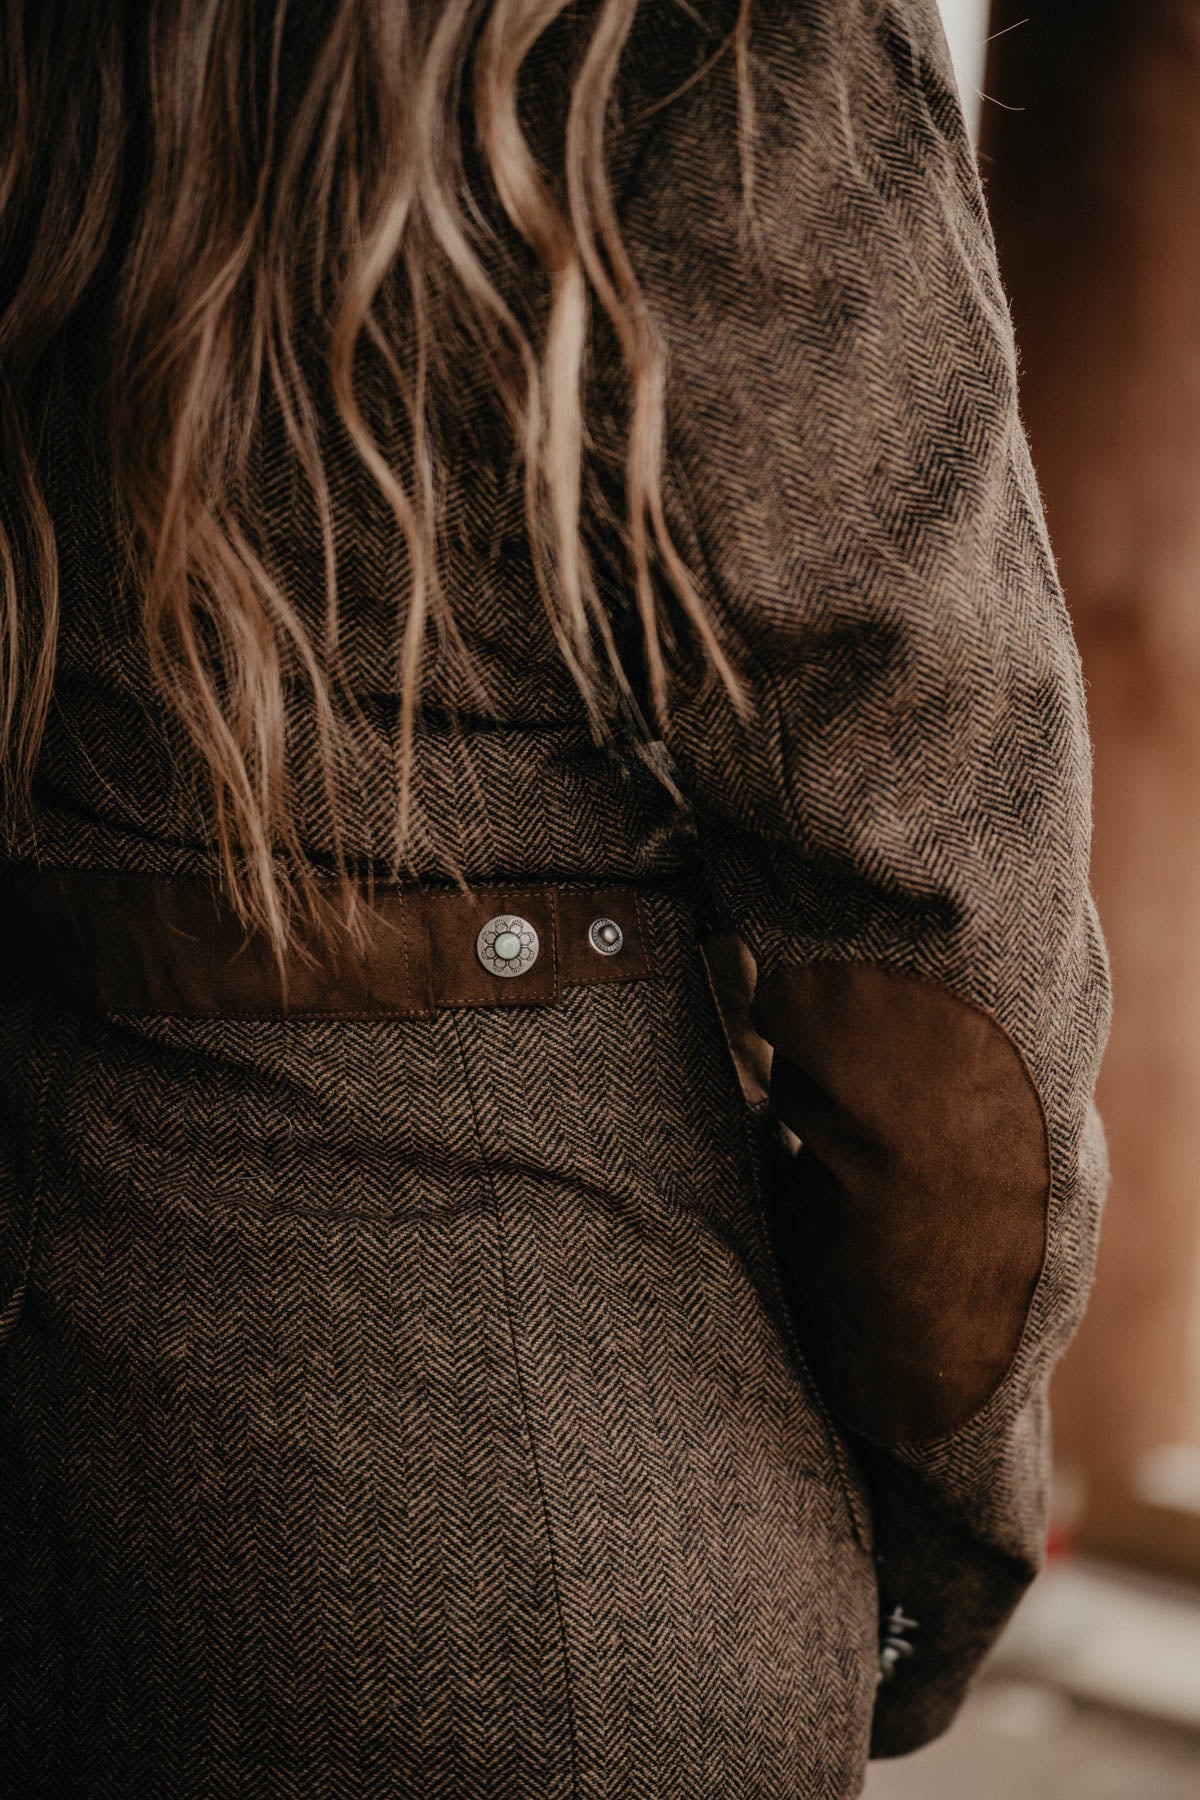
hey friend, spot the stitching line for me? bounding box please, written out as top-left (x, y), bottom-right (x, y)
top-left (446, 1009), bottom-right (581, 1797)
top-left (546, 890), bottom-right (560, 991)
top-left (396, 887), bottom-right (416, 1015)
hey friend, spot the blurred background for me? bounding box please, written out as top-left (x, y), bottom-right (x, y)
top-left (866, 3), bottom-right (1200, 1794)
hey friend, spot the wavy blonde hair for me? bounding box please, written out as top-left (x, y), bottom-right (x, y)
top-left (0, 0), bottom-right (754, 959)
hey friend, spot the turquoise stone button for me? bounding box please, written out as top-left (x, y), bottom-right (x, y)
top-left (476, 913), bottom-right (539, 978)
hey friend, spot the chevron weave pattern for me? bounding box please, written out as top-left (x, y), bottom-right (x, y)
top-left (0, 1), bottom-right (1109, 1794)
top-left (1, 892), bottom-right (877, 1796)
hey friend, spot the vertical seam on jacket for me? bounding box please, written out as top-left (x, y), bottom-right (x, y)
top-left (446, 1007), bottom-right (581, 1798)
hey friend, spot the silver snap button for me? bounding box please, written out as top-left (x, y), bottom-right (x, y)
top-left (588, 916), bottom-right (624, 957)
top-left (477, 914), bottom-right (539, 978)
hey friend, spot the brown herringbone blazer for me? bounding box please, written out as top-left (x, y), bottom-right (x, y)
top-left (0, 3), bottom-right (1110, 1795)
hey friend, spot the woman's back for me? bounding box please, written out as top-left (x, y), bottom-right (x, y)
top-left (13, 1), bottom-right (704, 890)
top-left (0, 4), bottom-right (1111, 1796)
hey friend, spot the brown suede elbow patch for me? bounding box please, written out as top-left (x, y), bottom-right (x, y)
top-left (750, 961), bottom-right (1050, 1447)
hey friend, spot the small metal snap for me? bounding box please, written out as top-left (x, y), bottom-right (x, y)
top-left (588, 916), bottom-right (624, 957)
top-left (477, 914), bottom-right (539, 978)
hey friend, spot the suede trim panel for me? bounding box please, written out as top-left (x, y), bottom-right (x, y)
top-left (750, 961), bottom-right (1050, 1447)
top-left (0, 867), bottom-right (654, 1018)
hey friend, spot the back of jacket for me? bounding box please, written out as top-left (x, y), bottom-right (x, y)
top-left (0, 3), bottom-right (1111, 1794)
top-left (13, 0), bottom-right (709, 890)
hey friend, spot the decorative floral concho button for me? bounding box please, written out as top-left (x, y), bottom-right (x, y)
top-left (476, 914), bottom-right (540, 978)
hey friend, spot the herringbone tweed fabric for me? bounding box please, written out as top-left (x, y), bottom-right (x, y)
top-left (0, 888), bottom-right (877, 1798)
top-left (0, 2), bottom-right (1110, 1796)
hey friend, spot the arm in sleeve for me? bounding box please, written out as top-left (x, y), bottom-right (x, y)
top-left (604, 0), bottom-right (1112, 1754)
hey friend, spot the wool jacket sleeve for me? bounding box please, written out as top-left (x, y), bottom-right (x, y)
top-left (601, 0), bottom-right (1112, 1757)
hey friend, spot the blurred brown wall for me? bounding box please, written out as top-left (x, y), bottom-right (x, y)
top-left (983, 1), bottom-right (1200, 1562)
